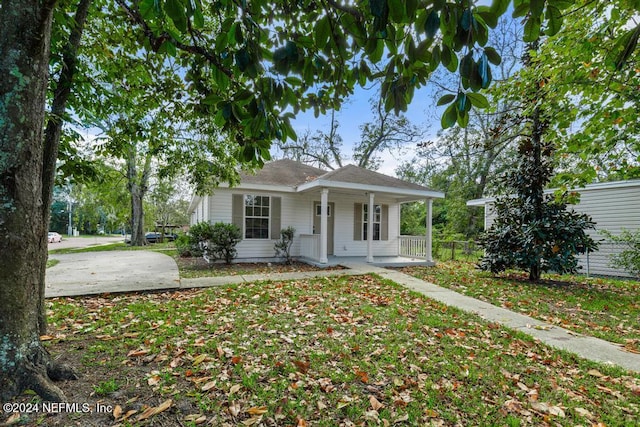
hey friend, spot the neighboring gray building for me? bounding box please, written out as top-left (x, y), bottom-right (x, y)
top-left (468, 180), bottom-right (640, 277)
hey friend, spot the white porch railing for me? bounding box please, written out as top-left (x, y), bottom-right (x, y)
top-left (399, 236), bottom-right (428, 259)
top-left (299, 234), bottom-right (321, 261)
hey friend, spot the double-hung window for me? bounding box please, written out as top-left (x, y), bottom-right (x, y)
top-left (244, 195), bottom-right (270, 239)
top-left (363, 204), bottom-right (381, 240)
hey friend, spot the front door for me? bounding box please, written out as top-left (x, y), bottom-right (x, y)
top-left (313, 202), bottom-right (334, 255)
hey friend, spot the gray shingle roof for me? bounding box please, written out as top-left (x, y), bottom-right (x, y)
top-left (317, 164), bottom-right (436, 192)
top-left (239, 159), bottom-right (325, 186)
top-left (239, 159), bottom-right (438, 194)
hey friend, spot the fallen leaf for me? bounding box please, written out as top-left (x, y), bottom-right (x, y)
top-left (293, 359), bottom-right (310, 374)
top-left (247, 406), bottom-right (268, 416)
top-left (231, 355), bottom-right (243, 364)
top-left (242, 416), bottom-right (261, 426)
top-left (587, 369), bottom-right (604, 377)
top-left (530, 401), bottom-right (565, 418)
top-left (193, 353), bottom-right (207, 365)
top-left (229, 384), bottom-right (242, 394)
top-left (127, 348), bottom-right (150, 358)
top-left (369, 395), bottom-right (384, 411)
top-left (297, 417), bottom-right (307, 427)
top-left (184, 414), bottom-right (207, 424)
top-left (201, 381), bottom-right (216, 392)
top-left (355, 369), bottom-right (369, 383)
top-left (228, 401), bottom-right (241, 417)
top-left (147, 375), bottom-right (161, 386)
top-left (425, 408), bottom-right (438, 418)
top-left (113, 404), bottom-right (123, 420)
top-left (394, 413), bottom-right (409, 423)
top-left (4, 413), bottom-right (20, 425)
top-left (136, 399), bottom-right (173, 421)
top-left (573, 407), bottom-right (595, 420)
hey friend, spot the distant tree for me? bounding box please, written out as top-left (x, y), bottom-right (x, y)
top-left (353, 97), bottom-right (425, 171)
top-left (277, 110), bottom-right (344, 170)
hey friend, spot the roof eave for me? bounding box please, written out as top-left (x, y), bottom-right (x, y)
top-left (297, 179), bottom-right (444, 199)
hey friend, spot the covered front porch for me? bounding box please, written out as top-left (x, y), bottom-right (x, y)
top-left (300, 253), bottom-right (436, 268)
top-left (299, 233), bottom-right (437, 266)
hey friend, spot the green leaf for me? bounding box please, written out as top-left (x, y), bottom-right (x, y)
top-left (193, 7), bottom-right (204, 28)
top-left (476, 6), bottom-right (498, 29)
top-left (545, 5), bottom-right (563, 36)
top-left (441, 103), bottom-right (457, 129)
top-left (389, 0), bottom-right (404, 23)
top-left (315, 16), bottom-right (331, 47)
top-left (370, 38), bottom-right (384, 63)
top-left (437, 94), bottom-right (455, 106)
top-left (457, 109), bottom-right (469, 127)
top-left (460, 9), bottom-right (472, 31)
top-left (164, 0), bottom-right (187, 32)
top-left (523, 16), bottom-right (541, 42)
top-left (490, 0), bottom-right (510, 15)
top-left (466, 92), bottom-right (490, 109)
top-left (530, 0), bottom-right (545, 19)
top-left (613, 25), bottom-right (640, 71)
top-left (456, 92), bottom-right (467, 113)
top-left (424, 10), bottom-right (440, 39)
top-left (484, 47), bottom-right (501, 65)
top-left (460, 52), bottom-right (474, 79)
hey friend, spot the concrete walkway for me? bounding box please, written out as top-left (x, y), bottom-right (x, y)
top-left (46, 252), bottom-right (640, 373)
top-left (46, 251), bottom-right (181, 297)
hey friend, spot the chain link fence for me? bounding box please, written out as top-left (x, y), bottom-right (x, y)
top-left (433, 240), bottom-right (482, 262)
top-left (432, 240), bottom-right (636, 278)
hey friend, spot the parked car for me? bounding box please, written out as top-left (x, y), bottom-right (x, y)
top-left (48, 232), bottom-right (62, 243)
top-left (125, 232), bottom-right (177, 244)
top-left (145, 232), bottom-right (177, 243)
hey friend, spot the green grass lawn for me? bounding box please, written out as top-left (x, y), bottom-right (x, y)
top-left (399, 261), bottom-right (640, 350)
top-left (49, 241), bottom-right (176, 255)
top-left (42, 275), bottom-right (639, 426)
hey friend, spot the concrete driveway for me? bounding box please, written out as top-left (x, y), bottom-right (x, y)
top-left (46, 251), bottom-right (181, 297)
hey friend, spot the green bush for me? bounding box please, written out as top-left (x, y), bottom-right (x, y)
top-left (186, 222), bottom-right (242, 264)
top-left (188, 222), bottom-right (215, 258)
top-left (209, 222), bottom-right (242, 264)
top-left (175, 234), bottom-right (193, 257)
top-left (601, 229), bottom-right (640, 277)
top-left (274, 226), bottom-right (295, 264)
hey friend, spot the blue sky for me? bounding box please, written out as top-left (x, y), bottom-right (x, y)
top-left (283, 83), bottom-right (443, 177)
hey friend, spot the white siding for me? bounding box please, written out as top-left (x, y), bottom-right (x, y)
top-left (203, 189), bottom-right (403, 260)
top-left (205, 189), bottom-right (313, 259)
top-left (482, 181), bottom-right (640, 277)
top-left (331, 194), bottom-right (400, 257)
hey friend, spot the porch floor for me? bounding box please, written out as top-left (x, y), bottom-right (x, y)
top-left (301, 256), bottom-right (435, 268)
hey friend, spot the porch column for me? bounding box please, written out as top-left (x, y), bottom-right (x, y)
top-left (320, 188), bottom-right (329, 264)
top-left (367, 192), bottom-right (375, 263)
top-left (426, 198), bottom-right (433, 262)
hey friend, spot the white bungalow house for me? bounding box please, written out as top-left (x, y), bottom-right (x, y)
top-left (188, 159), bottom-right (444, 265)
top-left (467, 179), bottom-right (640, 277)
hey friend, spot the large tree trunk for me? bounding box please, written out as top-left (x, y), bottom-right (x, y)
top-left (127, 149), bottom-right (151, 246)
top-left (40, 0), bottom-right (93, 335)
top-left (0, 0), bottom-right (76, 402)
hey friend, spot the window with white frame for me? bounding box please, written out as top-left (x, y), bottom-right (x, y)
top-left (363, 204), bottom-right (381, 240)
top-left (244, 195), bottom-right (270, 239)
